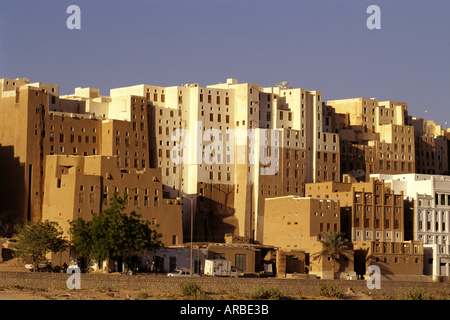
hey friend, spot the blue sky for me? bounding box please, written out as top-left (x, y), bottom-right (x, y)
top-left (1, 0), bottom-right (450, 125)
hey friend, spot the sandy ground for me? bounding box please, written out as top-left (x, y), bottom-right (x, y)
top-left (0, 286), bottom-right (372, 300)
top-left (0, 258), bottom-right (373, 300)
top-left (0, 257), bottom-right (27, 273)
top-left (0, 258), bottom-right (177, 300)
top-left (0, 286), bottom-right (178, 300)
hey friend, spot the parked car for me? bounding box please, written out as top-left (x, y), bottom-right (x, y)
top-left (36, 261), bottom-right (54, 272)
top-left (167, 269), bottom-right (200, 277)
top-left (25, 261), bottom-right (68, 273)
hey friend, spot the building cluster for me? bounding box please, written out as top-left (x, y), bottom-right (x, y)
top-left (1, 77), bottom-right (450, 279)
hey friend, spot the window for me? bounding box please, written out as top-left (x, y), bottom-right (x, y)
top-left (213, 253), bottom-right (225, 260)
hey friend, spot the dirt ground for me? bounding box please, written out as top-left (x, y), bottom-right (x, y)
top-left (0, 286), bottom-right (185, 300)
top-left (0, 258), bottom-right (373, 300)
top-left (0, 286), bottom-right (372, 300)
top-left (0, 257), bottom-right (27, 273)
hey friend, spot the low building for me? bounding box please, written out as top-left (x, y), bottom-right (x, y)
top-left (306, 176), bottom-right (406, 243)
top-left (142, 244), bottom-right (209, 274)
top-left (263, 196), bottom-right (353, 279)
top-left (207, 243), bottom-right (276, 276)
top-left (353, 240), bottom-right (423, 280)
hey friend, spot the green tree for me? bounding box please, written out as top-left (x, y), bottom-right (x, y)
top-left (13, 220), bottom-right (67, 271)
top-left (69, 192), bottom-right (163, 271)
top-left (312, 231), bottom-right (353, 279)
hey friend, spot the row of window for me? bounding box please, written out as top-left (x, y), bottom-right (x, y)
top-left (419, 221), bottom-right (446, 232)
top-left (317, 152), bottom-right (338, 163)
top-left (355, 230), bottom-right (402, 241)
top-left (205, 113), bottom-right (230, 123)
top-left (115, 137), bottom-right (147, 149)
top-left (319, 223), bottom-right (338, 232)
top-left (78, 191), bottom-right (160, 207)
top-left (379, 160), bottom-right (414, 172)
top-left (356, 205), bottom-right (402, 213)
top-left (50, 146), bottom-right (97, 155)
top-left (50, 133), bottom-right (98, 144)
top-left (199, 94), bottom-right (230, 106)
top-left (117, 157), bottom-right (146, 169)
top-left (355, 218), bottom-right (401, 229)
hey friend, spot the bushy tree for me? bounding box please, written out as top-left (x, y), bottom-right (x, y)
top-left (69, 192), bottom-right (163, 270)
top-left (13, 220), bottom-right (67, 271)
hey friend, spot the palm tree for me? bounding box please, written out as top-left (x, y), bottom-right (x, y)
top-left (312, 231), bottom-right (353, 279)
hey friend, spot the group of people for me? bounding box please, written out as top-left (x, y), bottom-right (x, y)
top-left (144, 260), bottom-right (158, 276)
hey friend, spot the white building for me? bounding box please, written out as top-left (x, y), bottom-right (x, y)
top-left (372, 173), bottom-right (450, 276)
top-left (142, 245), bottom-right (208, 274)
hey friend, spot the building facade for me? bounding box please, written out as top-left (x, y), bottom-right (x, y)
top-left (0, 78), bottom-right (183, 251)
top-left (43, 154), bottom-right (183, 246)
top-left (327, 98), bottom-right (416, 181)
top-left (101, 78), bottom-right (340, 243)
top-left (353, 240), bottom-right (423, 278)
top-left (306, 176), bottom-right (407, 243)
top-left (371, 173), bottom-right (450, 276)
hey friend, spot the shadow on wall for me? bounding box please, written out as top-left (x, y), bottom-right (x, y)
top-left (0, 144), bottom-right (24, 231)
